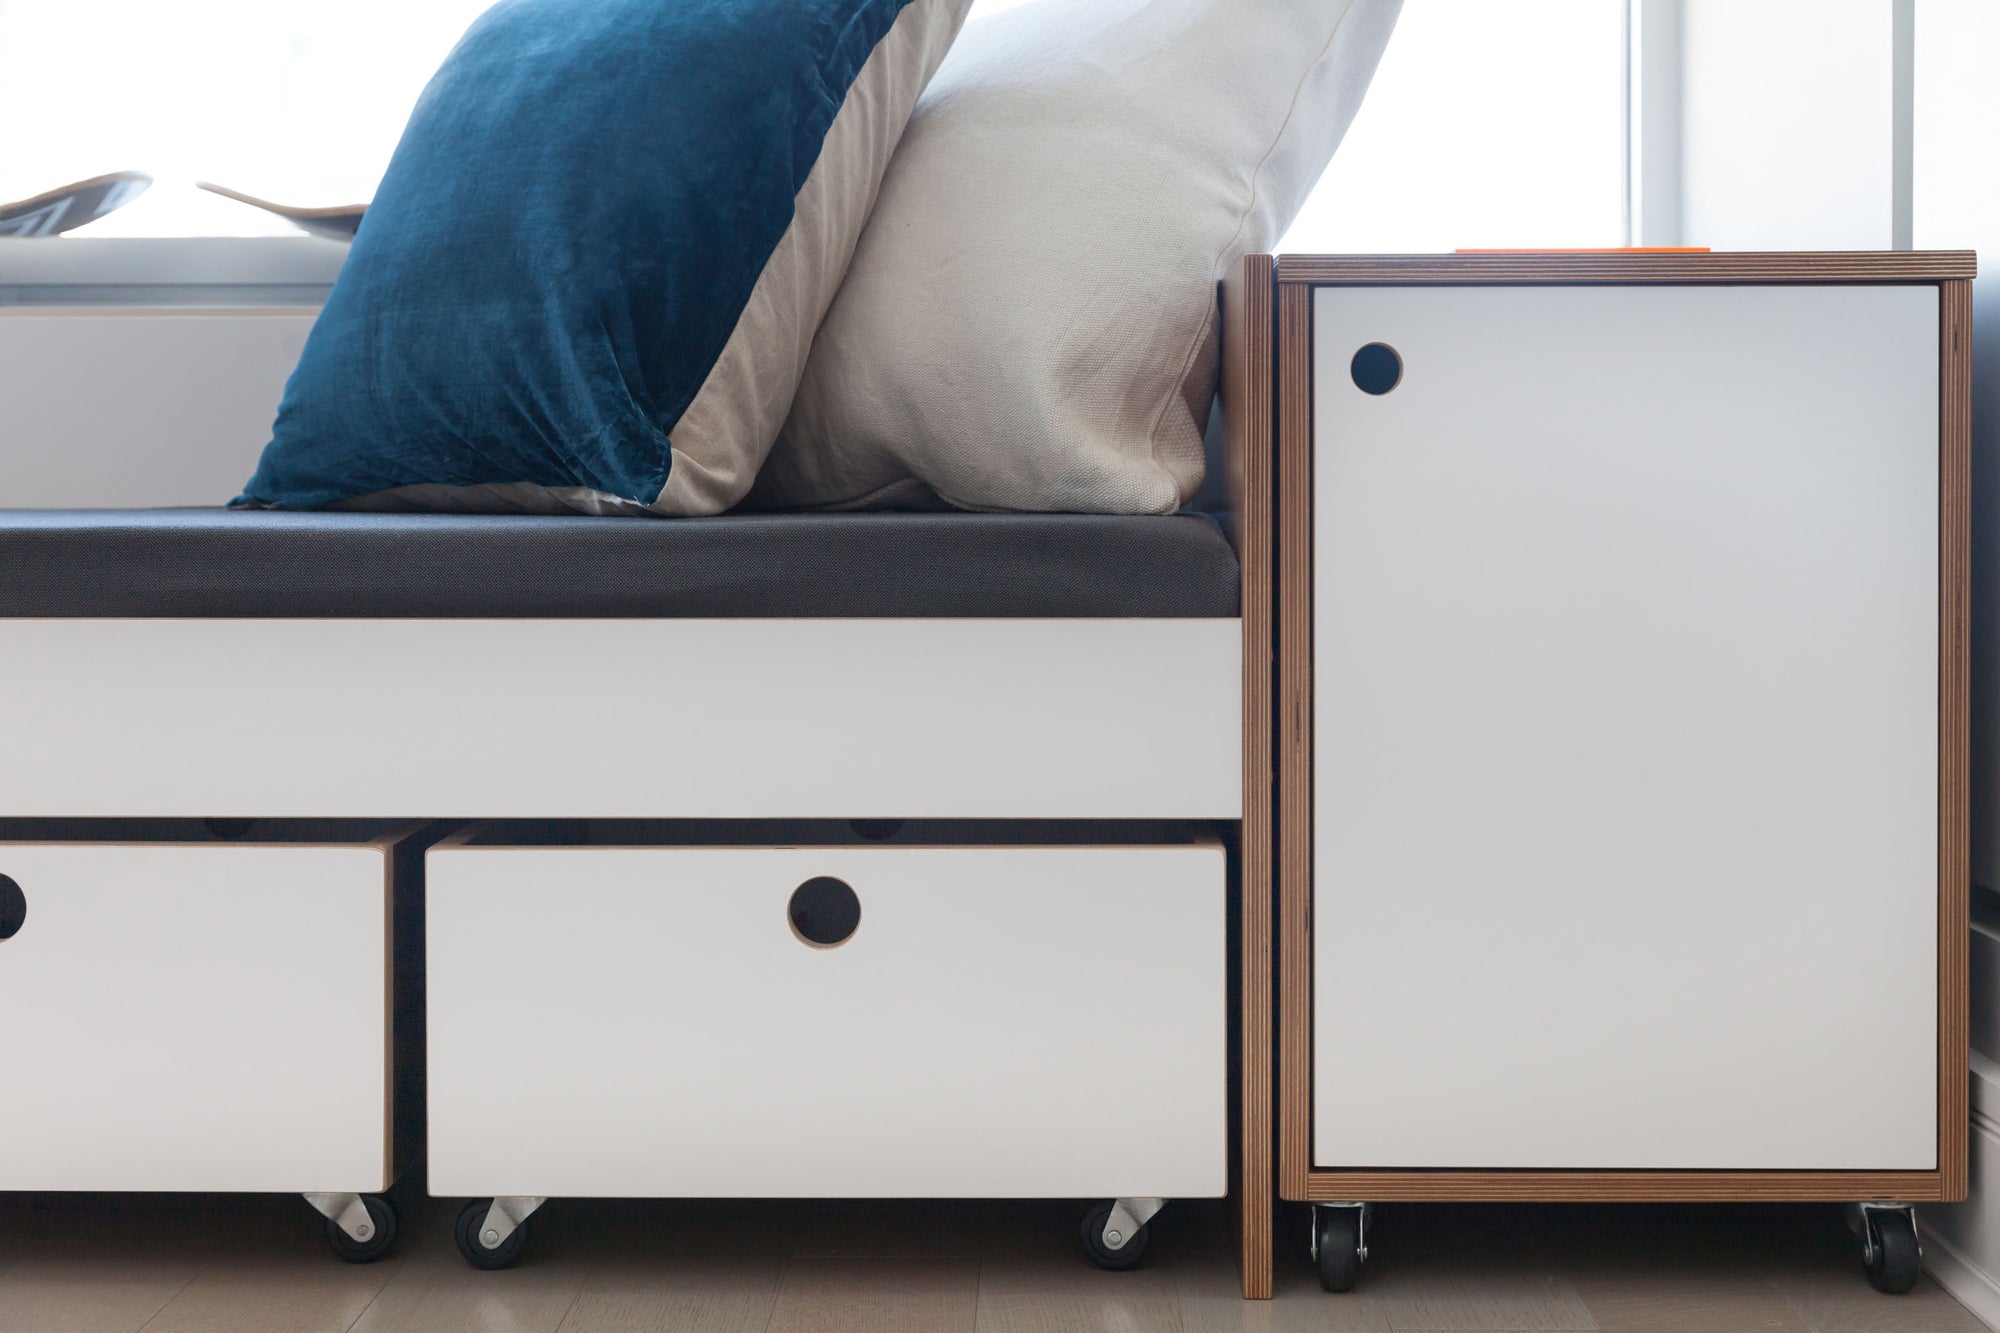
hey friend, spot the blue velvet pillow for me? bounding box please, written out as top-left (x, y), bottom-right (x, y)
top-left (237, 0), bottom-right (968, 516)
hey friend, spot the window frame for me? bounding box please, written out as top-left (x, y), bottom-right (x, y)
top-left (0, 4), bottom-right (1653, 303)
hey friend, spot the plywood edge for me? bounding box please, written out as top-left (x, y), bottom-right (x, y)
top-left (381, 838), bottom-right (398, 1192)
top-left (1277, 251), bottom-right (1977, 285)
top-left (430, 824), bottom-right (482, 851)
top-left (1223, 253), bottom-right (1277, 1300)
top-left (1301, 1169), bottom-right (1950, 1203)
top-left (1276, 282), bottom-right (1316, 1203)
top-left (1275, 265), bottom-right (1965, 1212)
top-left (368, 819), bottom-right (437, 852)
top-left (1940, 278), bottom-right (1973, 1201)
top-left (0, 834), bottom-right (411, 851)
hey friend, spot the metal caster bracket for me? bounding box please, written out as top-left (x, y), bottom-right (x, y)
top-left (303, 1192), bottom-right (378, 1245)
top-left (1311, 1201), bottom-right (1371, 1264)
top-left (477, 1196), bottom-right (547, 1250)
top-left (1849, 1201), bottom-right (1923, 1295)
top-left (1100, 1197), bottom-right (1166, 1252)
top-left (1851, 1202), bottom-right (1919, 1266)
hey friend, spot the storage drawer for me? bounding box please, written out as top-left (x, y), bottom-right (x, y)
top-left (0, 820), bottom-right (418, 1193)
top-left (426, 826), bottom-right (1227, 1199)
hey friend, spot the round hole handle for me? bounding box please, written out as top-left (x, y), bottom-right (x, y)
top-left (789, 876), bottom-right (861, 949)
top-left (1351, 342), bottom-right (1403, 395)
top-left (0, 874), bottom-right (25, 941)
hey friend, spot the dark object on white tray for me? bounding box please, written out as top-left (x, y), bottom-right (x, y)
top-left (197, 181), bottom-right (366, 240)
top-left (0, 171), bottom-right (151, 237)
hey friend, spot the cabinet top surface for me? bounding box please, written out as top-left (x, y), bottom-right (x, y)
top-left (1276, 251), bottom-right (1975, 285)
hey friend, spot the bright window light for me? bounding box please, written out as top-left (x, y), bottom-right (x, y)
top-left (0, 0), bottom-right (1623, 247)
top-left (0, 0), bottom-right (494, 236)
top-left (1283, 0), bottom-right (1627, 253)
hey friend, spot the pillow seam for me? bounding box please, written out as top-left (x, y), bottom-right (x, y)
top-left (1141, 0), bottom-right (1365, 496)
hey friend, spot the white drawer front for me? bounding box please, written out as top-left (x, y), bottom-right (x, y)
top-left (0, 843), bottom-right (390, 1191)
top-left (427, 843), bottom-right (1226, 1199)
top-left (1310, 284), bottom-right (1940, 1170)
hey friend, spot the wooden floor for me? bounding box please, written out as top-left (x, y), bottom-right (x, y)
top-left (0, 1193), bottom-right (1985, 1332)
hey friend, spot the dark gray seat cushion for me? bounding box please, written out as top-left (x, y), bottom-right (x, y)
top-left (0, 509), bottom-right (1240, 618)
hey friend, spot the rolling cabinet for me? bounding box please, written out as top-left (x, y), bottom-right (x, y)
top-left (0, 819), bottom-right (439, 1261)
top-left (423, 822), bottom-right (1228, 1270)
top-left (1274, 253), bottom-right (1973, 1295)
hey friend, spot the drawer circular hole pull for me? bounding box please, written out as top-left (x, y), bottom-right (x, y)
top-left (1351, 341), bottom-right (1403, 395)
top-left (0, 875), bottom-right (24, 941)
top-left (788, 876), bottom-right (861, 949)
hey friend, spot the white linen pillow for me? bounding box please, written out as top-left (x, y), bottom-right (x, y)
top-left (755, 0), bottom-right (1403, 513)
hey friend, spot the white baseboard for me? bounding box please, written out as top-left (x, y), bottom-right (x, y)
top-left (1923, 1069), bottom-right (2000, 1332)
top-left (1922, 1225), bottom-right (2000, 1331)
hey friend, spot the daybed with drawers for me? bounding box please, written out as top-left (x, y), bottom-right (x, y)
top-left (0, 260), bottom-right (1280, 1295)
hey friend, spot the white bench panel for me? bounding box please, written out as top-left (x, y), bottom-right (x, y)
top-left (0, 618), bottom-right (1240, 819)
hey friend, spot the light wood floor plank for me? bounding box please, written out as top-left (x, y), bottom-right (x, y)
top-left (347, 1247), bottom-right (585, 1333)
top-left (0, 1256), bottom-right (203, 1333)
top-left (555, 1254), bottom-right (780, 1333)
top-left (974, 1254), bottom-right (1184, 1333)
top-left (1569, 1269), bottom-right (1806, 1331)
top-left (1374, 1266), bottom-right (1598, 1332)
top-left (1767, 1268), bottom-right (1989, 1333)
top-left (0, 1193), bottom-right (232, 1333)
top-left (137, 1251), bottom-right (401, 1333)
top-left (766, 1257), bottom-right (979, 1333)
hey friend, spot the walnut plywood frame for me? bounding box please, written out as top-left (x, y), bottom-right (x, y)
top-left (1277, 279), bottom-right (1316, 1207)
top-left (1222, 253), bottom-right (1277, 1298)
top-left (1276, 253), bottom-right (1972, 1206)
top-left (1277, 250), bottom-right (1976, 285)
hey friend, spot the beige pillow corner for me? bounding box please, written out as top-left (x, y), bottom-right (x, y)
top-left (763, 0), bottom-right (1404, 515)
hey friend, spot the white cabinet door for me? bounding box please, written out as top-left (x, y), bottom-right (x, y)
top-left (427, 842), bottom-right (1226, 1199)
top-left (1311, 284), bottom-right (1940, 1170)
top-left (0, 843), bottom-right (390, 1191)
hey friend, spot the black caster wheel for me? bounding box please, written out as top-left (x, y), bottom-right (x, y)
top-left (325, 1195), bottom-right (397, 1264)
top-left (1080, 1201), bottom-right (1149, 1271)
top-left (456, 1198), bottom-right (532, 1270)
top-left (1863, 1208), bottom-right (1921, 1295)
top-left (1314, 1207), bottom-right (1364, 1293)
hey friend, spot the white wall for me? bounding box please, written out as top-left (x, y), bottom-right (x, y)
top-left (1914, 0), bottom-right (2000, 891)
top-left (0, 309), bottom-right (311, 508)
top-left (1912, 4), bottom-right (2000, 1317)
top-left (1281, 0), bottom-right (1624, 253)
top-left (1679, 0), bottom-right (1898, 249)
